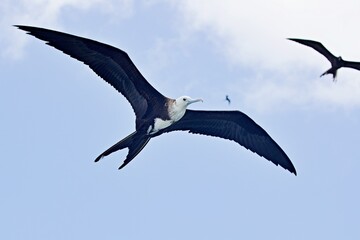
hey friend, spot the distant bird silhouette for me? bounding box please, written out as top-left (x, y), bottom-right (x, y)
top-left (16, 25), bottom-right (296, 175)
top-left (225, 95), bottom-right (231, 105)
top-left (288, 38), bottom-right (360, 80)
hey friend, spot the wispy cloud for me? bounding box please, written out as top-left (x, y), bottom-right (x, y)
top-left (5, 0), bottom-right (360, 110)
top-left (240, 72), bottom-right (360, 113)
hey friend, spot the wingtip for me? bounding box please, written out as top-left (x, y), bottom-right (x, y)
top-left (14, 25), bottom-right (36, 35)
top-left (14, 25), bottom-right (26, 30)
top-left (286, 163), bottom-right (297, 176)
top-left (279, 159), bottom-right (296, 176)
top-left (94, 155), bottom-right (104, 162)
top-left (118, 163), bottom-right (126, 170)
top-left (287, 163), bottom-right (297, 175)
top-left (287, 38), bottom-right (299, 42)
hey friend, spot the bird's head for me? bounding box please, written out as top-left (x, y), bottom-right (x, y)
top-left (175, 96), bottom-right (203, 109)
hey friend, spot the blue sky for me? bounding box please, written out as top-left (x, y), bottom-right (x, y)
top-left (1, 0), bottom-right (360, 239)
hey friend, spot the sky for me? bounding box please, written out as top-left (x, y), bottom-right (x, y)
top-left (1, 0), bottom-right (360, 239)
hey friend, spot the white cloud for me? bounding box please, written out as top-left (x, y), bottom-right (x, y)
top-left (166, 0), bottom-right (360, 110)
top-left (170, 0), bottom-right (360, 66)
top-left (240, 73), bottom-right (360, 113)
top-left (313, 73), bottom-right (360, 108)
top-left (5, 0), bottom-right (360, 110)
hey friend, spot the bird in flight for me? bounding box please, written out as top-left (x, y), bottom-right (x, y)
top-left (288, 38), bottom-right (360, 80)
top-left (225, 95), bottom-right (231, 105)
top-left (16, 25), bottom-right (296, 175)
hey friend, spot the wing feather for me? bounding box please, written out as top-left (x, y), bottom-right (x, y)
top-left (343, 60), bottom-right (360, 71)
top-left (163, 110), bottom-right (296, 175)
top-left (16, 25), bottom-right (166, 119)
top-left (288, 38), bottom-right (336, 63)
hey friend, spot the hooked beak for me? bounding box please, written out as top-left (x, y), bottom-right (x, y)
top-left (189, 98), bottom-right (203, 104)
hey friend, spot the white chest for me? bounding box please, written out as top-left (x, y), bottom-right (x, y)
top-left (147, 101), bottom-right (187, 135)
top-left (147, 118), bottom-right (175, 135)
top-left (152, 118), bottom-right (174, 133)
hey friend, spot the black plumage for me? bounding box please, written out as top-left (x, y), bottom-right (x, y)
top-left (17, 25), bottom-right (296, 175)
top-left (288, 38), bottom-right (360, 80)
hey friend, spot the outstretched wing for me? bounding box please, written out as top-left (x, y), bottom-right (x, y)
top-left (288, 38), bottom-right (336, 63)
top-left (343, 60), bottom-right (360, 71)
top-left (16, 25), bottom-right (166, 119)
top-left (163, 110), bottom-right (296, 175)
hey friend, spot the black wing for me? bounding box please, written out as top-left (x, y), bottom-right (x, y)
top-left (343, 60), bottom-right (360, 71)
top-left (163, 110), bottom-right (296, 175)
top-left (288, 38), bottom-right (336, 64)
top-left (16, 25), bottom-right (166, 119)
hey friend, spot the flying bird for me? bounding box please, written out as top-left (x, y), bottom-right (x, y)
top-left (225, 95), bottom-right (231, 105)
top-left (288, 38), bottom-right (360, 80)
top-left (17, 25), bottom-right (296, 175)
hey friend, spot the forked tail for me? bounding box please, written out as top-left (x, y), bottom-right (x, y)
top-left (320, 68), bottom-right (337, 81)
top-left (94, 131), bottom-right (150, 169)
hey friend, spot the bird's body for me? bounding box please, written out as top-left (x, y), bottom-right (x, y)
top-left (148, 97), bottom-right (202, 135)
top-left (17, 25), bottom-right (296, 175)
top-left (288, 38), bottom-right (360, 80)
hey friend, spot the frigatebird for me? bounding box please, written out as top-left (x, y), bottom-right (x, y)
top-left (288, 38), bottom-right (360, 80)
top-left (17, 25), bottom-right (296, 175)
top-left (225, 95), bottom-right (231, 105)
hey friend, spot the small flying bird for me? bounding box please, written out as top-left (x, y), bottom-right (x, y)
top-left (225, 95), bottom-right (231, 105)
top-left (17, 25), bottom-right (296, 175)
top-left (288, 38), bottom-right (360, 80)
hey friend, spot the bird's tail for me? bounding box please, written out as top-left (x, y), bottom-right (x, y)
top-left (94, 131), bottom-right (150, 169)
top-left (320, 68), bottom-right (337, 81)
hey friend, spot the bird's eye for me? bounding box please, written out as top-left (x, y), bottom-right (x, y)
top-left (183, 98), bottom-right (186, 101)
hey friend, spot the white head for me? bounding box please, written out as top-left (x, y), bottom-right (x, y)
top-left (168, 96), bottom-right (203, 121)
top-left (175, 96), bottom-right (203, 109)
